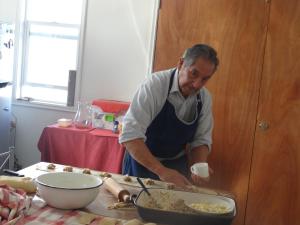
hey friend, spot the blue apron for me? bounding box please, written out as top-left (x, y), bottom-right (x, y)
top-left (123, 69), bottom-right (202, 179)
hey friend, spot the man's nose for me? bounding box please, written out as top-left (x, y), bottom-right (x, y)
top-left (192, 79), bottom-right (203, 89)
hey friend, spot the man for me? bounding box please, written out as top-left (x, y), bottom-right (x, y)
top-left (119, 44), bottom-right (219, 187)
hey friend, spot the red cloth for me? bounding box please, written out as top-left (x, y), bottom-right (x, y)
top-left (89, 128), bottom-right (119, 137)
top-left (92, 99), bottom-right (130, 114)
top-left (38, 124), bottom-right (125, 173)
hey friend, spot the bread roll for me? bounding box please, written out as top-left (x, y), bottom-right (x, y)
top-left (0, 176), bottom-right (36, 193)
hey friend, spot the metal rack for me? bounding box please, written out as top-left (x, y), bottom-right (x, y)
top-left (0, 146), bottom-right (14, 171)
top-left (0, 111), bottom-right (17, 173)
top-left (0, 22), bottom-right (15, 173)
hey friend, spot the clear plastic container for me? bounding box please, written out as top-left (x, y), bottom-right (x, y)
top-left (91, 105), bottom-right (105, 128)
top-left (73, 101), bottom-right (92, 129)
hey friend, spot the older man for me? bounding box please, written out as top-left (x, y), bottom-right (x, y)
top-left (119, 44), bottom-right (219, 187)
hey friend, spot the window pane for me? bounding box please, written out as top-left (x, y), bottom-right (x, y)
top-left (26, 24), bottom-right (78, 87)
top-left (22, 85), bottom-right (67, 104)
top-left (30, 24), bottom-right (79, 37)
top-left (27, 0), bottom-right (83, 24)
top-left (19, 0), bottom-right (84, 106)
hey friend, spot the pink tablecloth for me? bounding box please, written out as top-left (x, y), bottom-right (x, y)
top-left (38, 124), bottom-right (125, 173)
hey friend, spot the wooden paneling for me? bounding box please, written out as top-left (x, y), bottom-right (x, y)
top-left (153, 1), bottom-right (269, 225)
top-left (245, 0), bottom-right (300, 224)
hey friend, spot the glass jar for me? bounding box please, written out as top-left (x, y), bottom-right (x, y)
top-left (73, 101), bottom-right (92, 129)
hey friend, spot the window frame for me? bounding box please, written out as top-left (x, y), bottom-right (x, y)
top-left (13, 0), bottom-right (87, 110)
top-left (22, 21), bottom-right (80, 91)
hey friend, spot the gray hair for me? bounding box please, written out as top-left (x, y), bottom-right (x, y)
top-left (182, 44), bottom-right (219, 69)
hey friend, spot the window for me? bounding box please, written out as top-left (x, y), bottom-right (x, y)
top-left (16, 0), bottom-right (86, 106)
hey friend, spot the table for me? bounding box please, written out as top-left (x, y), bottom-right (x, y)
top-left (15, 162), bottom-right (171, 225)
top-left (18, 162), bottom-right (142, 222)
top-left (38, 124), bottom-right (125, 173)
top-left (16, 163), bottom-right (230, 225)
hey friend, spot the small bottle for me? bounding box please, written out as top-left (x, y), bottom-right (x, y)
top-left (112, 120), bottom-right (119, 133)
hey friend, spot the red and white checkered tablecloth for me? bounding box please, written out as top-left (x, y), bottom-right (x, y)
top-left (0, 185), bottom-right (31, 225)
top-left (0, 192), bottom-right (144, 225)
top-left (0, 185), bottom-right (151, 225)
top-left (15, 197), bottom-right (134, 225)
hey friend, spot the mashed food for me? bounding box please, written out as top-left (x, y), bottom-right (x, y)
top-left (189, 202), bottom-right (230, 214)
top-left (143, 190), bottom-right (231, 214)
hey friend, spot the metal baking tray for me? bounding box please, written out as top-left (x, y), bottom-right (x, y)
top-left (134, 188), bottom-right (236, 225)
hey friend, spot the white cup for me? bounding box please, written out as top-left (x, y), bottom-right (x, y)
top-left (190, 162), bottom-right (209, 178)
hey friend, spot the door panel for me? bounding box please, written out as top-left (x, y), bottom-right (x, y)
top-left (153, 1), bottom-right (269, 224)
top-left (245, 0), bottom-right (300, 224)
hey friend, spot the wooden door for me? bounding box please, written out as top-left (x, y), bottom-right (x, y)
top-left (245, 0), bottom-right (300, 224)
top-left (153, 1), bottom-right (270, 224)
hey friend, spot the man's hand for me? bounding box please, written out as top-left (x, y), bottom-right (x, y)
top-left (124, 139), bottom-right (192, 188)
top-left (157, 167), bottom-right (191, 188)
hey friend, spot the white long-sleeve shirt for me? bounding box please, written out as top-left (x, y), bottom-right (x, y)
top-left (119, 68), bottom-right (213, 155)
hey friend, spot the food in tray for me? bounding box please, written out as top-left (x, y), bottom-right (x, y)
top-left (144, 190), bottom-right (174, 209)
top-left (140, 189), bottom-right (234, 215)
top-left (136, 189), bottom-right (236, 225)
top-left (189, 202), bottom-right (230, 214)
top-left (170, 199), bottom-right (199, 213)
top-left (144, 178), bottom-right (155, 185)
top-left (47, 163), bottom-right (56, 170)
top-left (123, 175), bottom-right (132, 182)
top-left (82, 168), bottom-right (91, 174)
top-left (100, 172), bottom-right (112, 178)
top-left (63, 166), bottom-right (73, 172)
top-left (145, 192), bottom-right (195, 214)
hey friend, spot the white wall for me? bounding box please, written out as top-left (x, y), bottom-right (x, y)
top-left (0, 0), bottom-right (18, 23)
top-left (8, 0), bottom-right (159, 168)
top-left (80, 0), bottom-right (157, 101)
top-left (11, 106), bottom-right (75, 166)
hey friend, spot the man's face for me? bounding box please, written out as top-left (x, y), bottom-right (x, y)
top-left (178, 57), bottom-right (216, 97)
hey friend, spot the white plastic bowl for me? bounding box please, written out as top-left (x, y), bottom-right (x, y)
top-left (57, 118), bottom-right (72, 127)
top-left (36, 172), bottom-right (102, 209)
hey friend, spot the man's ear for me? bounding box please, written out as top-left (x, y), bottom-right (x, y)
top-left (177, 58), bottom-right (184, 70)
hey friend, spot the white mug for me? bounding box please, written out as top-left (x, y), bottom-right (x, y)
top-left (190, 162), bottom-right (209, 178)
